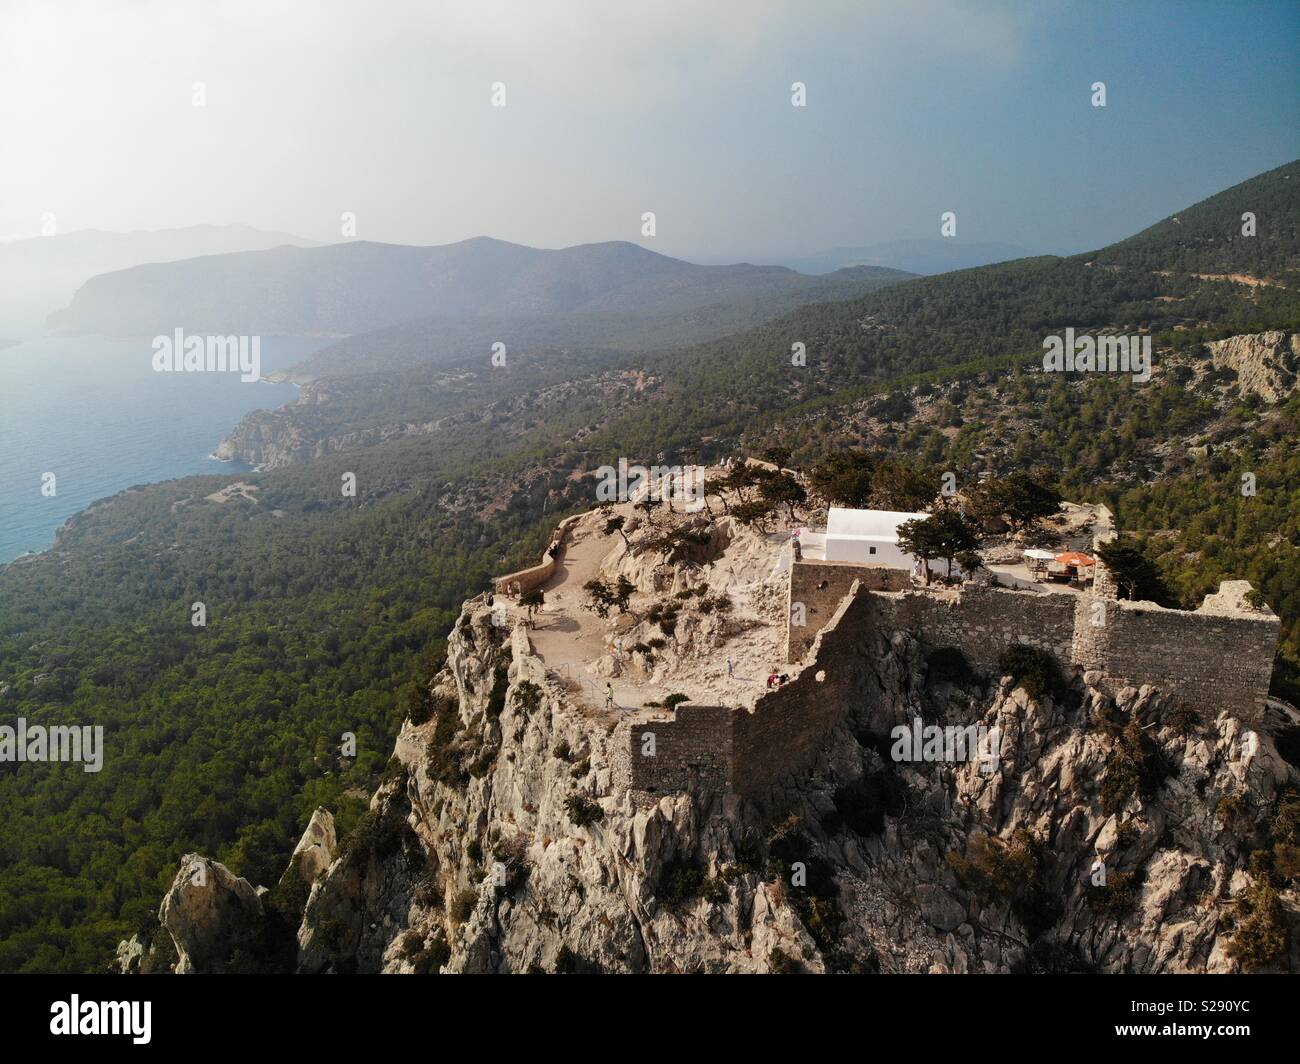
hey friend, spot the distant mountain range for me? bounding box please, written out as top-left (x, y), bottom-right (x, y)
top-left (261, 161), bottom-right (1299, 461)
top-left (45, 237), bottom-right (914, 340)
top-left (286, 265), bottom-right (915, 381)
top-left (784, 239), bottom-right (1046, 276)
top-left (0, 224), bottom-right (319, 337)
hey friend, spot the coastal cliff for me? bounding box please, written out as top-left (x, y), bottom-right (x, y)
top-left (213, 382), bottom-right (445, 470)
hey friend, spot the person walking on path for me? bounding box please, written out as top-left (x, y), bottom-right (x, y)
top-left (605, 683), bottom-right (615, 710)
top-left (727, 658), bottom-right (734, 678)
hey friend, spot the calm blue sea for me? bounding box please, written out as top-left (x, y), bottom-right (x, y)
top-left (0, 336), bottom-right (328, 564)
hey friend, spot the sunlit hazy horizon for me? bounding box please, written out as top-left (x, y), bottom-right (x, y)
top-left (2, 0), bottom-right (1297, 261)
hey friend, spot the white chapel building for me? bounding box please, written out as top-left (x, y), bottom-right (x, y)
top-left (822, 507), bottom-right (938, 573)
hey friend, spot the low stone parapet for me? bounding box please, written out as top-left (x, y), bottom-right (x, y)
top-left (494, 513), bottom-right (582, 596)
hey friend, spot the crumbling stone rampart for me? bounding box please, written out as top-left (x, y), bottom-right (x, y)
top-left (1071, 580), bottom-right (1277, 718)
top-left (630, 563), bottom-right (1279, 797)
top-left (629, 583), bottom-right (873, 794)
top-left (786, 559), bottom-right (909, 660)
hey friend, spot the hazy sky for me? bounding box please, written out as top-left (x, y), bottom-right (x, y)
top-left (2, 0), bottom-right (1297, 260)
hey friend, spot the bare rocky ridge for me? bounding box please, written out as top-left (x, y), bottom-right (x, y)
top-left (121, 496), bottom-right (1300, 974)
top-left (1206, 330), bottom-right (1299, 404)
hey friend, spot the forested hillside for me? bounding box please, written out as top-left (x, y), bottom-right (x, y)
top-left (252, 164), bottom-right (1299, 461)
top-left (2, 160), bottom-right (1297, 972)
top-left (0, 400), bottom-right (613, 971)
top-left (1092, 161), bottom-right (1300, 280)
top-left (284, 271), bottom-right (909, 381)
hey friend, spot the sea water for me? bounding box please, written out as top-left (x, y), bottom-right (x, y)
top-left (0, 335), bottom-right (326, 563)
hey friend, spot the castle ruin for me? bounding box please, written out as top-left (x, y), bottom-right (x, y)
top-left (490, 491), bottom-right (1281, 801)
top-left (626, 549), bottom-right (1279, 798)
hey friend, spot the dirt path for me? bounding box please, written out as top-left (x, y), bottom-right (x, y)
top-left (521, 506), bottom-right (662, 713)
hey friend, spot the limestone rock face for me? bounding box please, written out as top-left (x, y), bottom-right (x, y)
top-left (274, 594), bottom-right (1300, 975)
top-left (127, 538), bottom-right (1300, 976)
top-left (286, 603), bottom-right (823, 974)
top-left (114, 934), bottom-right (146, 974)
top-left (159, 854), bottom-right (265, 974)
top-left (1206, 331), bottom-right (1298, 403)
top-left (286, 807), bottom-right (337, 885)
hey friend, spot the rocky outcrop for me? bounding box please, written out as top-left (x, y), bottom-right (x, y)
top-left (212, 408), bottom-right (308, 469)
top-left (159, 855), bottom-right (267, 973)
top-left (114, 935), bottom-right (147, 974)
top-left (277, 597), bottom-right (1297, 973)
top-left (214, 382), bottom-right (448, 470)
top-left (283, 604), bottom-right (830, 974)
top-left (1206, 330), bottom-right (1299, 403)
top-left (127, 553), bottom-right (1300, 974)
top-left (285, 807), bottom-right (337, 885)
top-left (120, 823), bottom-right (339, 973)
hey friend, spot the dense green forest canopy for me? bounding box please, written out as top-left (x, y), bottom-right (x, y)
top-left (1091, 160), bottom-right (1300, 281)
top-left (0, 400), bottom-right (605, 972)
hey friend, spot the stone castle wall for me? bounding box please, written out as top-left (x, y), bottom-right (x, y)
top-left (624, 703), bottom-right (736, 793)
top-left (787, 559), bottom-right (909, 661)
top-left (794, 560), bottom-right (1277, 723)
top-left (732, 586), bottom-right (873, 794)
top-left (862, 585), bottom-right (1078, 668)
top-left (629, 566), bottom-right (1279, 798)
top-left (629, 584), bottom-right (874, 796)
top-left (1070, 590), bottom-right (1277, 718)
